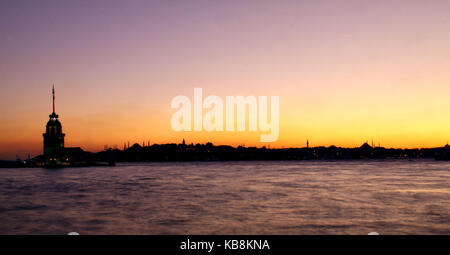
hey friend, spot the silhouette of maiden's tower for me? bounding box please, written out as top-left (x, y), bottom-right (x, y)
top-left (42, 86), bottom-right (65, 165)
top-left (37, 86), bottom-right (98, 167)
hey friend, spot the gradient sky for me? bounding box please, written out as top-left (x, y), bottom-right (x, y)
top-left (1, 0), bottom-right (450, 159)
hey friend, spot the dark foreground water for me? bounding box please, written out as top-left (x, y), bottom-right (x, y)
top-left (0, 160), bottom-right (449, 234)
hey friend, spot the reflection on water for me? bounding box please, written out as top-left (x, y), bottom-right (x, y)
top-left (0, 160), bottom-right (449, 234)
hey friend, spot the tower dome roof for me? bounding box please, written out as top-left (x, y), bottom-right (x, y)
top-left (46, 117), bottom-right (62, 127)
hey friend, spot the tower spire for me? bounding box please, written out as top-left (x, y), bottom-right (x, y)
top-left (52, 85), bottom-right (55, 114)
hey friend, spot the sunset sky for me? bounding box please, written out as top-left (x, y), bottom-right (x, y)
top-left (1, 0), bottom-right (450, 159)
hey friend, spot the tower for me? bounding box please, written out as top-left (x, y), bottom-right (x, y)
top-left (43, 86), bottom-right (65, 155)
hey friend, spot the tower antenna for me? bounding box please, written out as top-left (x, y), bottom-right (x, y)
top-left (52, 84), bottom-right (55, 113)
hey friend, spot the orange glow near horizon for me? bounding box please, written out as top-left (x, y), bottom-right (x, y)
top-left (2, 79), bottom-right (449, 159)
